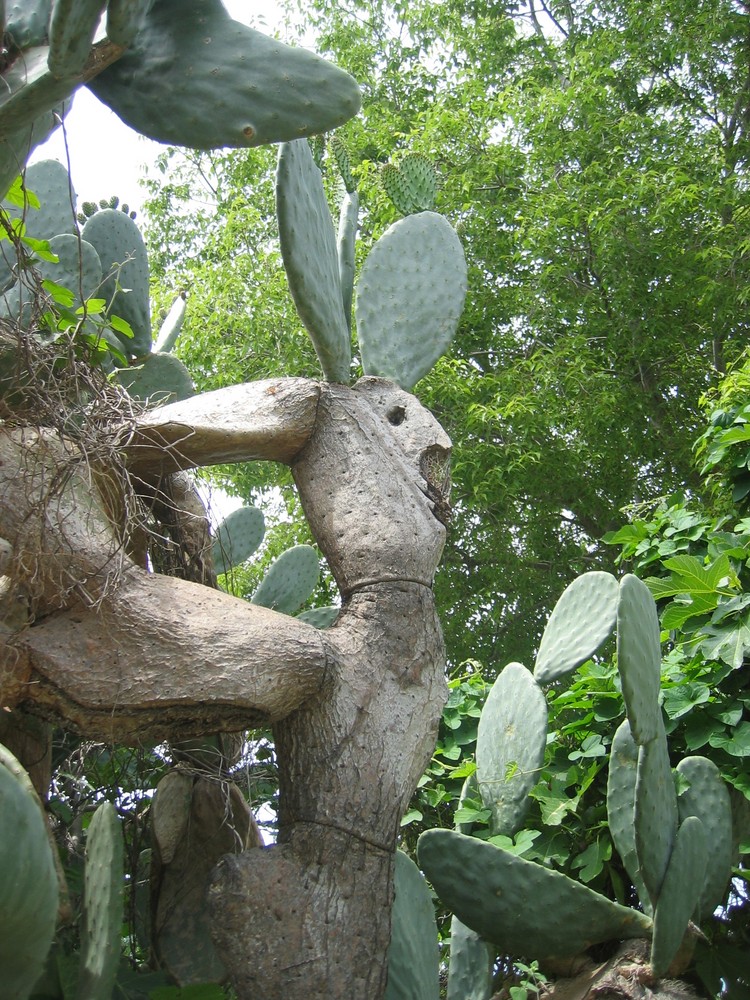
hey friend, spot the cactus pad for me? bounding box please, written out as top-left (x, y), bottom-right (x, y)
top-left (356, 211), bottom-right (467, 390)
top-left (476, 662), bottom-right (547, 836)
top-left (446, 916), bottom-right (494, 1000)
top-left (534, 570), bottom-right (618, 683)
top-left (47, 0), bottom-right (105, 80)
top-left (212, 505), bottom-right (265, 575)
top-left (276, 139), bottom-right (351, 383)
top-left (606, 720), bottom-right (652, 915)
top-left (634, 730), bottom-right (678, 907)
top-left (0, 743), bottom-right (59, 1000)
top-left (337, 189), bottom-right (359, 335)
top-left (675, 756), bottom-right (733, 919)
top-left (617, 574), bottom-right (663, 745)
top-left (5, 1), bottom-right (51, 51)
top-left (77, 801), bottom-right (124, 1000)
top-left (295, 605), bottom-right (340, 629)
top-left (417, 829), bottom-right (652, 959)
top-left (385, 850), bottom-right (440, 1000)
top-left (0, 158), bottom-right (76, 292)
top-left (251, 544), bottom-right (320, 615)
top-left (381, 155), bottom-right (438, 216)
top-left (0, 232), bottom-right (102, 328)
top-left (115, 352), bottom-right (194, 405)
top-left (650, 815), bottom-right (707, 978)
top-left (82, 208), bottom-right (151, 357)
top-left (105, 0), bottom-right (155, 46)
top-left (87, 0), bottom-right (361, 149)
top-left (153, 292), bottom-right (186, 353)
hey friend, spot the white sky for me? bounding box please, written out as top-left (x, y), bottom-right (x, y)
top-left (30, 2), bottom-right (290, 215)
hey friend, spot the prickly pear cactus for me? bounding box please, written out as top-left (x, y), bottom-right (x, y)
top-left (420, 570), bottom-right (735, 983)
top-left (212, 505), bottom-right (266, 576)
top-left (153, 292), bottom-right (187, 353)
top-left (0, 159), bottom-right (76, 292)
top-left (475, 661), bottom-right (547, 836)
top-left (115, 352), bottom-right (194, 404)
top-left (82, 208), bottom-right (152, 358)
top-left (276, 139), bottom-right (352, 384)
top-left (0, 742), bottom-right (59, 1000)
top-left (418, 830), bottom-right (652, 959)
top-left (534, 570), bottom-right (618, 683)
top-left (381, 154), bottom-right (438, 216)
top-left (77, 801), bottom-right (124, 1000)
top-left (251, 544), bottom-right (320, 615)
top-left (88, 0), bottom-right (361, 149)
top-left (355, 211), bottom-right (467, 390)
top-left (385, 851), bottom-right (440, 1000)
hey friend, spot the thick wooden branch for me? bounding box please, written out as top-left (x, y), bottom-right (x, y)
top-left (15, 571), bottom-right (329, 744)
top-left (125, 378), bottom-right (320, 477)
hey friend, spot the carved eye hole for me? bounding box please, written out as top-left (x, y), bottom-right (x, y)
top-left (386, 405), bottom-right (407, 426)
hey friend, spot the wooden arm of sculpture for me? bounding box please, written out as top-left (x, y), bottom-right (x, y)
top-left (0, 378), bottom-right (327, 739)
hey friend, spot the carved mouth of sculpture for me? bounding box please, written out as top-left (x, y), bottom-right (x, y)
top-left (419, 445), bottom-right (452, 527)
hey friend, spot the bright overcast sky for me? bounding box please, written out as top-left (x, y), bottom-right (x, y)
top-left (31, 2), bottom-right (290, 215)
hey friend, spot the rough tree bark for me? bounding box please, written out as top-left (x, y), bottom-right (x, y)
top-left (0, 375), bottom-right (451, 999)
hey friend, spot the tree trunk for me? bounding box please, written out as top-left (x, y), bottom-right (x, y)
top-left (0, 376), bottom-right (451, 998)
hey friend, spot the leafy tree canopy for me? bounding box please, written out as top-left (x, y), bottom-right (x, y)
top-left (144, 0), bottom-right (750, 670)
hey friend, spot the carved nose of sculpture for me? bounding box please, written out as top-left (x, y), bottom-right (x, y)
top-left (419, 444), bottom-right (452, 526)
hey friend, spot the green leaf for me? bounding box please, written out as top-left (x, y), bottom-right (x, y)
top-left (708, 722), bottom-right (750, 757)
top-left (41, 279), bottom-right (75, 307)
top-left (662, 682), bottom-right (711, 720)
top-left (400, 808), bottom-right (424, 827)
top-left (698, 622), bottom-right (750, 669)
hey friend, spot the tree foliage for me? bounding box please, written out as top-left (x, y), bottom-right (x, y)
top-left (145, 0), bottom-right (750, 670)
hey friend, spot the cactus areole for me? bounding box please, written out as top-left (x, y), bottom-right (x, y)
top-left (0, 378), bottom-right (450, 998)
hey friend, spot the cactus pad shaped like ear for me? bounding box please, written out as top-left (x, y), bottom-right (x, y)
top-left (417, 830), bottom-right (652, 960)
top-left (116, 352), bottom-right (194, 405)
top-left (87, 0), bottom-right (361, 149)
top-left (617, 574), bottom-right (663, 745)
top-left (650, 815), bottom-right (707, 978)
top-left (606, 720), bottom-right (652, 915)
top-left (277, 140), bottom-right (351, 383)
top-left (446, 916), bottom-right (494, 1000)
top-left (475, 661), bottom-right (547, 837)
top-left (385, 851), bottom-right (440, 1000)
top-left (534, 570), bottom-right (618, 683)
top-left (0, 158), bottom-right (77, 292)
top-left (676, 756), bottom-right (733, 919)
top-left (356, 211), bottom-right (467, 391)
top-left (634, 729), bottom-right (679, 907)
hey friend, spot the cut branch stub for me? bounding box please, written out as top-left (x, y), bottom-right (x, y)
top-left (124, 378), bottom-right (321, 476)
